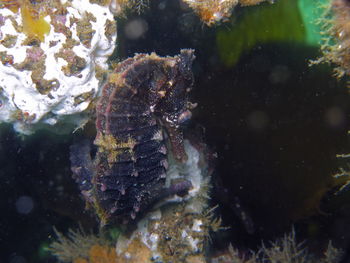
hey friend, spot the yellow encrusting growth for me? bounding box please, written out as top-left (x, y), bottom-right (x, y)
top-left (1, 0), bottom-right (51, 42)
top-left (240, 0), bottom-right (267, 6)
top-left (21, 3), bottom-right (50, 42)
top-left (182, 0), bottom-right (271, 26)
top-left (89, 0), bottom-right (111, 5)
top-left (74, 245), bottom-right (118, 263)
top-left (95, 134), bottom-right (136, 165)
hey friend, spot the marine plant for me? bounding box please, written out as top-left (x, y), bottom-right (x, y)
top-left (311, 0), bottom-right (350, 192)
top-left (311, 0), bottom-right (350, 78)
top-left (117, 0), bottom-right (150, 14)
top-left (51, 228), bottom-right (343, 263)
top-left (212, 231), bottom-right (343, 263)
top-left (50, 227), bottom-right (110, 263)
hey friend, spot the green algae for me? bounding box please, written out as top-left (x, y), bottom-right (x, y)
top-left (216, 0), bottom-right (305, 67)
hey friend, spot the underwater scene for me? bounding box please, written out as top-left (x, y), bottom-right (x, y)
top-left (2, 0), bottom-right (350, 262)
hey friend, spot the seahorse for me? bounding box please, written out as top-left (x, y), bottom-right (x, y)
top-left (70, 49), bottom-right (196, 224)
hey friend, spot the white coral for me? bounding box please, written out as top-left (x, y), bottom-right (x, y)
top-left (0, 0), bottom-right (117, 134)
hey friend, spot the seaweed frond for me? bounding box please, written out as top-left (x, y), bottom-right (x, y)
top-left (50, 227), bottom-right (106, 262)
top-left (203, 205), bottom-right (226, 233)
top-left (321, 241), bottom-right (343, 263)
top-left (220, 230), bottom-right (343, 263)
top-left (118, 0), bottom-right (149, 15)
top-left (310, 0), bottom-right (350, 79)
top-left (259, 230), bottom-right (308, 263)
top-left (228, 244), bottom-right (259, 263)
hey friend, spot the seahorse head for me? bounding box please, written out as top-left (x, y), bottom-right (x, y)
top-left (155, 49), bottom-right (196, 162)
top-left (156, 49), bottom-right (195, 128)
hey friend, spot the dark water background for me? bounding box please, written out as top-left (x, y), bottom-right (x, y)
top-left (1, 0), bottom-right (350, 262)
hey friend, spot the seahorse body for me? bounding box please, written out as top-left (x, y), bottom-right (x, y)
top-left (71, 49), bottom-right (196, 224)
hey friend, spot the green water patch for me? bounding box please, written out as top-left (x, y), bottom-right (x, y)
top-left (217, 0), bottom-right (307, 67)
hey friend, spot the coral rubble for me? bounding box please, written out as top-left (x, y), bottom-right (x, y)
top-left (0, 0), bottom-right (117, 134)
